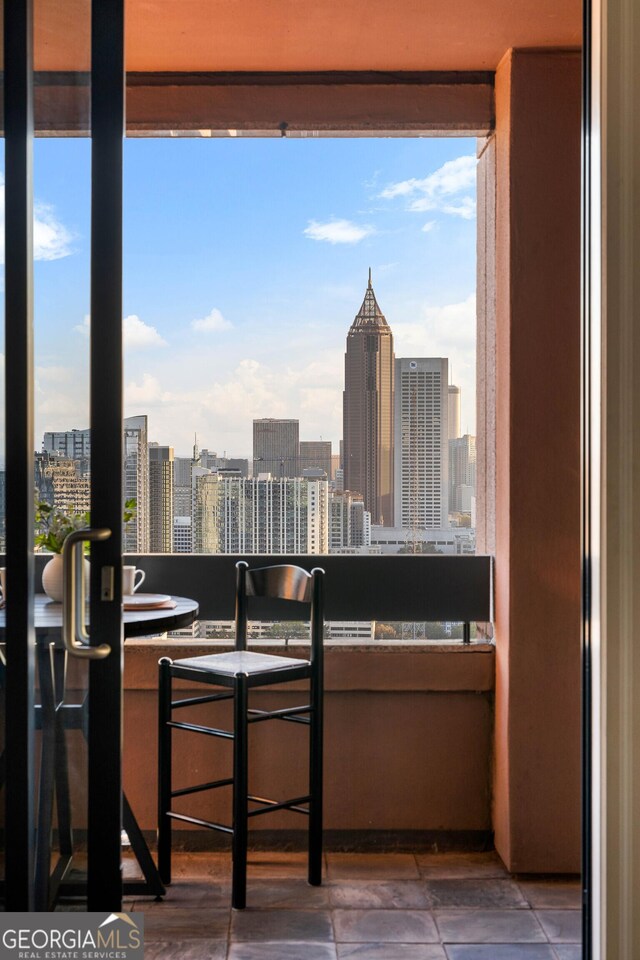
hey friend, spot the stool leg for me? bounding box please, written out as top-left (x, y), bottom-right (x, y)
top-left (158, 658), bottom-right (173, 885)
top-left (308, 662), bottom-right (324, 886)
top-left (232, 674), bottom-right (248, 909)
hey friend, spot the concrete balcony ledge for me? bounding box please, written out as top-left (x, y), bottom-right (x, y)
top-left (124, 638), bottom-right (495, 692)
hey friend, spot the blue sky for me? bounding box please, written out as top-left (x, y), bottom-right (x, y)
top-left (3, 135), bottom-right (477, 458)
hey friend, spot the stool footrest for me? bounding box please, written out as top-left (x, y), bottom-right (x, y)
top-left (172, 692), bottom-right (234, 709)
top-left (247, 793), bottom-right (311, 817)
top-left (172, 777), bottom-right (234, 798)
top-left (167, 811), bottom-right (233, 834)
top-left (168, 720), bottom-right (234, 739)
top-left (248, 705), bottom-right (311, 725)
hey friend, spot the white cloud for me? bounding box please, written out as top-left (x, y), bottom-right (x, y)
top-left (380, 155), bottom-right (477, 220)
top-left (0, 175), bottom-right (74, 263)
top-left (304, 218), bottom-right (375, 245)
top-left (122, 347), bottom-right (345, 457)
top-left (191, 307), bottom-right (232, 333)
top-left (422, 220), bottom-right (437, 233)
top-left (74, 313), bottom-right (167, 349)
top-left (394, 293), bottom-right (477, 433)
top-left (124, 314), bottom-right (167, 349)
top-left (440, 197), bottom-right (476, 220)
top-left (33, 201), bottom-right (74, 260)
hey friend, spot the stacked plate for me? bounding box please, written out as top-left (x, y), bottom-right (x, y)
top-left (123, 593), bottom-right (176, 611)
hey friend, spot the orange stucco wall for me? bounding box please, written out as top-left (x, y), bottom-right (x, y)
top-left (121, 643), bottom-right (494, 837)
top-left (492, 49), bottom-right (582, 872)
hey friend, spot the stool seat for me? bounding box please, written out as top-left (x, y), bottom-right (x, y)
top-left (173, 650), bottom-right (310, 676)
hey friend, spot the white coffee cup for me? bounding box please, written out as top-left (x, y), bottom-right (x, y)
top-left (123, 565), bottom-right (145, 596)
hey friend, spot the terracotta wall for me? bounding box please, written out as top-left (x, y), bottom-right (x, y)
top-left (122, 643), bottom-right (494, 838)
top-left (489, 49), bottom-right (582, 872)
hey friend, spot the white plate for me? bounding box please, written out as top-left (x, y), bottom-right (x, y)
top-left (123, 593), bottom-right (171, 607)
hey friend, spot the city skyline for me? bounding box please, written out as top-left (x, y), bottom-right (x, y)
top-left (33, 272), bottom-right (475, 552)
top-left (0, 137), bottom-right (478, 462)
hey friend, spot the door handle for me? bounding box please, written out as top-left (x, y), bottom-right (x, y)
top-left (62, 528), bottom-right (112, 660)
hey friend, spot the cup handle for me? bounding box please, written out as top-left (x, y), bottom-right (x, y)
top-left (134, 569), bottom-right (145, 593)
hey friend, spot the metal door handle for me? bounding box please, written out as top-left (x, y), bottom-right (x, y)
top-left (62, 528), bottom-right (112, 659)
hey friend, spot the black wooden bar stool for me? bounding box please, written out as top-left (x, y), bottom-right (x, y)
top-left (157, 560), bottom-right (325, 909)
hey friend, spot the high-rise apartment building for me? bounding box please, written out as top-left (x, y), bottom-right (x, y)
top-left (43, 418), bottom-right (149, 550)
top-left (34, 452), bottom-right (91, 515)
top-left (149, 443), bottom-right (174, 552)
top-left (448, 385), bottom-right (461, 441)
top-left (394, 358), bottom-right (449, 530)
top-left (124, 415), bottom-right (149, 552)
top-left (300, 440), bottom-right (332, 479)
top-left (329, 490), bottom-right (371, 552)
top-left (43, 428), bottom-right (91, 461)
top-left (173, 456), bottom-right (193, 517)
top-left (343, 270), bottom-right (394, 526)
top-left (193, 475), bottom-right (328, 554)
top-left (173, 515), bottom-right (192, 553)
top-left (253, 419), bottom-right (299, 479)
top-left (449, 434), bottom-right (477, 514)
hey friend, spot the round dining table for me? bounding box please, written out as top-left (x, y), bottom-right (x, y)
top-left (0, 593), bottom-right (200, 909)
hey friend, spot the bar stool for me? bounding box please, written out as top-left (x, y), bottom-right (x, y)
top-left (157, 560), bottom-right (325, 909)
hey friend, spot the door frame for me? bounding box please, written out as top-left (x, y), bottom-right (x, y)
top-left (2, 0), bottom-right (126, 911)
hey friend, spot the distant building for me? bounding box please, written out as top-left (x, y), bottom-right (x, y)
top-left (394, 357), bottom-right (449, 530)
top-left (449, 434), bottom-right (477, 514)
top-left (43, 429), bottom-right (91, 471)
top-left (123, 415), bottom-right (149, 552)
top-left (173, 456), bottom-right (193, 517)
top-left (193, 475), bottom-right (328, 554)
top-left (253, 419), bottom-right (299, 479)
top-left (34, 452), bottom-right (91, 515)
top-left (370, 524), bottom-right (476, 555)
top-left (42, 417), bottom-right (150, 550)
top-left (300, 440), bottom-right (332, 479)
top-left (173, 515), bottom-right (192, 553)
top-left (149, 443), bottom-right (174, 552)
top-left (343, 270), bottom-right (394, 526)
top-left (448, 385), bottom-right (461, 441)
top-left (329, 490), bottom-right (372, 552)
top-left (200, 448), bottom-right (250, 477)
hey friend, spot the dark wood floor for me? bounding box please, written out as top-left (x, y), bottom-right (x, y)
top-left (122, 851), bottom-right (581, 959)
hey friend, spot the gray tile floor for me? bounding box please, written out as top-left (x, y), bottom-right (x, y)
top-left (125, 851), bottom-right (582, 960)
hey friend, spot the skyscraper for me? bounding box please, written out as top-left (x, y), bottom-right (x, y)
top-left (173, 456), bottom-right (194, 518)
top-left (300, 440), bottom-right (332, 479)
top-left (394, 358), bottom-right (449, 529)
top-left (253, 419), bottom-right (299, 478)
top-left (123, 415), bottom-right (149, 552)
top-left (343, 270), bottom-right (394, 526)
top-left (449, 434), bottom-right (477, 514)
top-left (34, 452), bottom-right (91, 515)
top-left (448, 385), bottom-right (461, 441)
top-left (329, 490), bottom-right (371, 552)
top-left (44, 418), bottom-right (149, 551)
top-left (149, 443), bottom-right (174, 552)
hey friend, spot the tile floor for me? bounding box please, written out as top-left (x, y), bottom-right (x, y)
top-left (124, 851), bottom-right (582, 960)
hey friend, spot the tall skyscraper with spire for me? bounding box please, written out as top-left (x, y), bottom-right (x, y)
top-left (343, 269), bottom-right (394, 526)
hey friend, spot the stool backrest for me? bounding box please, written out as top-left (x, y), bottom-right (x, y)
top-left (235, 561), bottom-right (325, 662)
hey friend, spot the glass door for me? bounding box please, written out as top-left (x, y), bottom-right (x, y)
top-left (1, 0), bottom-right (126, 911)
